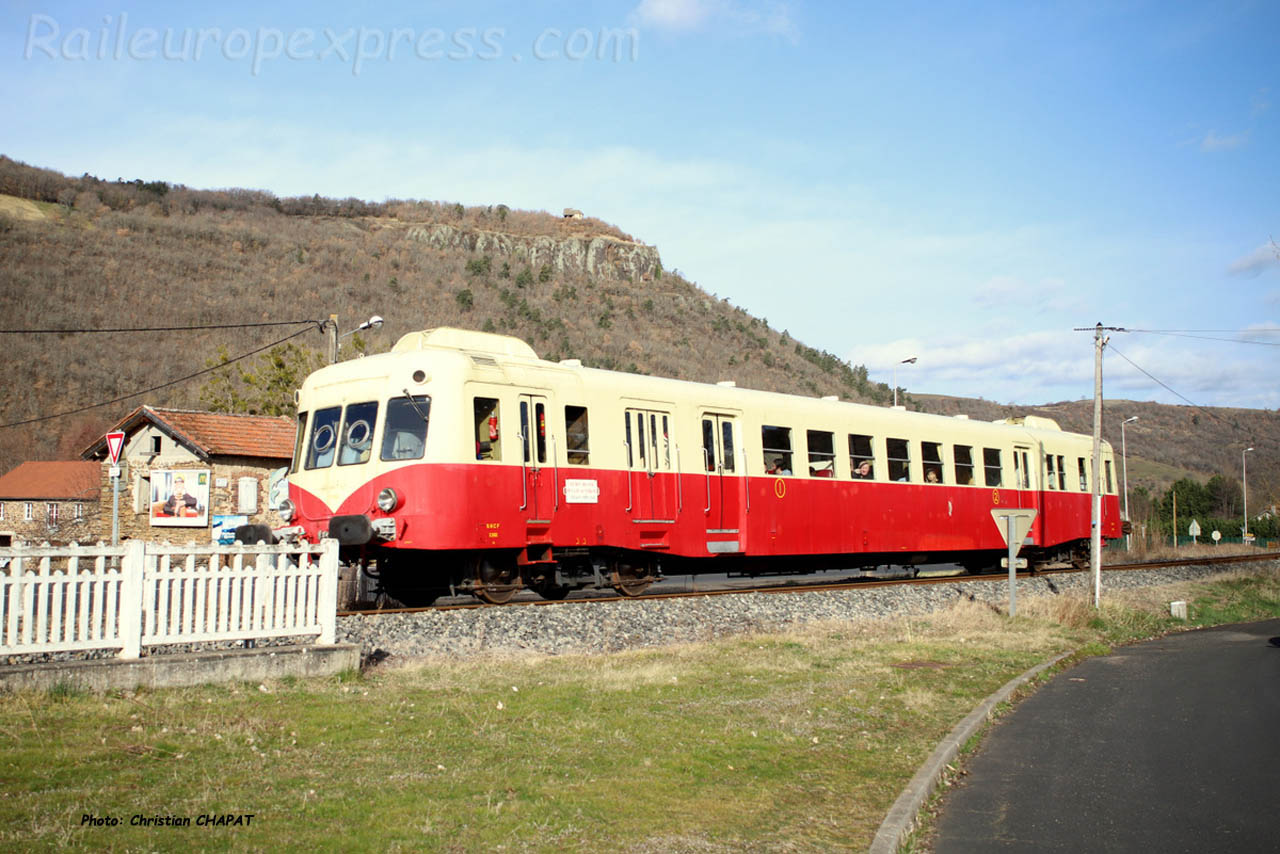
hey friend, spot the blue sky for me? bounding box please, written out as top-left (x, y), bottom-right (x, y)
top-left (3, 0), bottom-right (1277, 409)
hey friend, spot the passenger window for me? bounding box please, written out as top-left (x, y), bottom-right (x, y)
top-left (983, 448), bottom-right (1003, 487)
top-left (305, 406), bottom-right (341, 469)
top-left (565, 406), bottom-right (589, 465)
top-left (291, 412), bottom-right (308, 474)
top-left (721, 420), bottom-right (734, 472)
top-left (1057, 455), bottom-right (1066, 491)
top-left (702, 418), bottom-right (716, 472)
top-left (1105, 460), bottom-right (1114, 493)
top-left (922, 441), bottom-right (943, 484)
top-left (625, 413), bottom-right (633, 468)
top-left (953, 445), bottom-right (975, 485)
top-left (887, 438), bottom-right (911, 482)
top-left (521, 402), bottom-right (532, 463)
top-left (380, 395), bottom-right (430, 461)
top-left (762, 425), bottom-right (793, 475)
top-left (338, 401), bottom-right (378, 465)
top-left (849, 434), bottom-right (874, 479)
top-left (664, 415), bottom-right (673, 470)
top-left (1016, 450), bottom-right (1031, 488)
top-left (534, 403), bottom-right (547, 464)
top-left (1078, 458), bottom-right (1088, 491)
top-left (474, 398), bottom-right (502, 461)
top-left (807, 430), bottom-right (835, 477)
top-left (1045, 454), bottom-right (1057, 490)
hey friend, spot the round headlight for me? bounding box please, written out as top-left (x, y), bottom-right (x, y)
top-left (376, 487), bottom-right (399, 513)
top-left (278, 498), bottom-right (296, 523)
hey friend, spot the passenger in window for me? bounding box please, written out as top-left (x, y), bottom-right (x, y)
top-left (925, 468), bottom-right (940, 483)
top-left (767, 457), bottom-right (791, 476)
top-left (854, 460), bottom-right (873, 479)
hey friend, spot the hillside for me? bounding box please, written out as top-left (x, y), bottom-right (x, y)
top-left (0, 156), bottom-right (888, 474)
top-left (0, 155), bottom-right (1276, 512)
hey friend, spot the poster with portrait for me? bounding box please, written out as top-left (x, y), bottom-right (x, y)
top-left (149, 469), bottom-right (210, 528)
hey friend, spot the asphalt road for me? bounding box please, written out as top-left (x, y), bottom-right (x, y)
top-left (933, 618), bottom-right (1280, 853)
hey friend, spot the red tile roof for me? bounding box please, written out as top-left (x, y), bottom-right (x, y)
top-left (83, 406), bottom-right (296, 462)
top-left (146, 408), bottom-right (296, 460)
top-left (0, 461), bottom-right (101, 500)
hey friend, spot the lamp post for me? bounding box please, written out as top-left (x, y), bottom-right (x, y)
top-left (1243, 447), bottom-right (1254, 542)
top-left (1121, 416), bottom-right (1138, 551)
top-left (892, 356), bottom-right (917, 407)
top-left (327, 314), bottom-right (384, 363)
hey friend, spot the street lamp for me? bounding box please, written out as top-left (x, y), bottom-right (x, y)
top-left (1121, 416), bottom-right (1138, 551)
top-left (892, 356), bottom-right (917, 408)
top-left (327, 314), bottom-right (384, 363)
top-left (1243, 447), bottom-right (1254, 542)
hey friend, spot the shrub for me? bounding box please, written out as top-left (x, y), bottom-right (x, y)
top-left (455, 288), bottom-right (474, 311)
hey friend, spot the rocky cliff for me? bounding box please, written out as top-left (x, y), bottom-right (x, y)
top-left (406, 223), bottom-right (661, 282)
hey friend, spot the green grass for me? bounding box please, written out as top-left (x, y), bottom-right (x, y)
top-left (2, 567), bottom-right (1277, 853)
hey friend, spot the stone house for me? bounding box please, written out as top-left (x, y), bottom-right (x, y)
top-left (0, 461), bottom-right (102, 546)
top-left (81, 406), bottom-right (296, 543)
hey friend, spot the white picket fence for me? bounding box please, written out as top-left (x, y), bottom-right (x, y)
top-left (0, 539), bottom-right (339, 659)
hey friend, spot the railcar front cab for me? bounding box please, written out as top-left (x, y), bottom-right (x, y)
top-left (272, 376), bottom-right (433, 548)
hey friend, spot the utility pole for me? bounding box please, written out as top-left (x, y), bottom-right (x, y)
top-left (327, 314), bottom-right (338, 364)
top-left (1075, 322), bottom-right (1126, 608)
top-left (1090, 323), bottom-right (1103, 608)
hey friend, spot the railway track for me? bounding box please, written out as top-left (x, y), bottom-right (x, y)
top-left (338, 551), bottom-right (1276, 617)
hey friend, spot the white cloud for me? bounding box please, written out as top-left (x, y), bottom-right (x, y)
top-left (1200, 130), bottom-right (1248, 151)
top-left (1227, 242), bottom-right (1280, 277)
top-left (629, 0), bottom-right (797, 40)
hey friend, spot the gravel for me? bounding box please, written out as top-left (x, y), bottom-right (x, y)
top-left (337, 560), bottom-right (1278, 660)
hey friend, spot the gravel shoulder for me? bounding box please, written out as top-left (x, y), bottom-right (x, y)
top-left (338, 563), bottom-right (1263, 659)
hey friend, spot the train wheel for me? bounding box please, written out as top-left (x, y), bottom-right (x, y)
top-left (611, 559), bottom-right (654, 597)
top-left (473, 555), bottom-right (520, 605)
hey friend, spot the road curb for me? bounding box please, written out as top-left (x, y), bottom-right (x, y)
top-left (868, 648), bottom-right (1077, 854)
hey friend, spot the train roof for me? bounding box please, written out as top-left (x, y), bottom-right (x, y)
top-left (331, 328), bottom-right (1103, 448)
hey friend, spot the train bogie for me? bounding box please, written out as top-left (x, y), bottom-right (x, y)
top-left (278, 328), bottom-right (1122, 603)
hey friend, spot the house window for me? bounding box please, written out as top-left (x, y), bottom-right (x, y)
top-left (74, 503), bottom-right (84, 520)
top-left (47, 503), bottom-right (58, 523)
top-left (151, 435), bottom-right (162, 455)
top-left (0, 502), bottom-right (5, 521)
top-left (24, 503), bottom-right (33, 522)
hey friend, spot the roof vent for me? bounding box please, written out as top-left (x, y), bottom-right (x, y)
top-left (717, 381), bottom-right (736, 387)
top-left (953, 414), bottom-right (969, 420)
top-left (821, 395), bottom-right (839, 401)
top-left (559, 359), bottom-right (583, 367)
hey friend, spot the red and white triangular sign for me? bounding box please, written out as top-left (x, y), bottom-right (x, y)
top-left (106, 431), bottom-right (126, 464)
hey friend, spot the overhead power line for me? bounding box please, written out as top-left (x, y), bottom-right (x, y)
top-left (0, 325), bottom-right (318, 430)
top-left (0, 320), bottom-right (319, 334)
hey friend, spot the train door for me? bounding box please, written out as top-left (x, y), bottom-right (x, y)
top-left (1013, 444), bottom-right (1041, 544)
top-left (518, 394), bottom-right (556, 523)
top-left (624, 408), bottom-right (675, 522)
top-left (701, 412), bottom-right (744, 552)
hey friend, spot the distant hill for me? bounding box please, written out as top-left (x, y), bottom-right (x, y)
top-left (0, 155), bottom-right (1275, 511)
top-left (0, 156), bottom-right (890, 473)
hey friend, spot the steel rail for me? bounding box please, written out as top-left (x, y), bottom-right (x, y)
top-left (338, 551), bottom-right (1277, 617)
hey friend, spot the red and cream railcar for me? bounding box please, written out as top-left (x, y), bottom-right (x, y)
top-left (269, 328), bottom-right (1122, 604)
